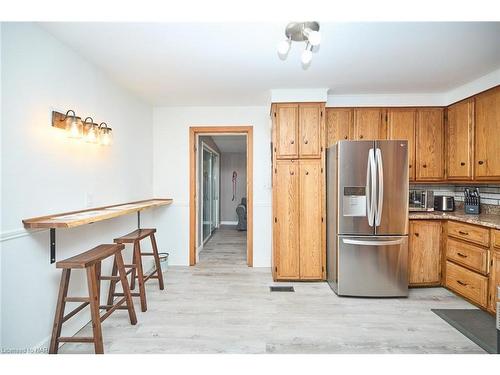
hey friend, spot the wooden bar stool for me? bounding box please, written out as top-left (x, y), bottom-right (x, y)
top-left (49, 244), bottom-right (137, 354)
top-left (108, 228), bottom-right (164, 312)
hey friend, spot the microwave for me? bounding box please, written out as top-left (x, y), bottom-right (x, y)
top-left (409, 190), bottom-right (434, 212)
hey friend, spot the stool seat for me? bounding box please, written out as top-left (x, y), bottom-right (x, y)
top-left (56, 244), bottom-right (125, 269)
top-left (114, 228), bottom-right (156, 243)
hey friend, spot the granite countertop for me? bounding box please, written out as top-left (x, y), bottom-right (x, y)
top-left (409, 210), bottom-right (500, 230)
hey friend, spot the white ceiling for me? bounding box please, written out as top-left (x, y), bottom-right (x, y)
top-left (211, 135), bottom-right (246, 153)
top-left (40, 22), bottom-right (500, 106)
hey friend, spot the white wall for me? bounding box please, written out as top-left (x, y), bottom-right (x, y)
top-left (153, 106), bottom-right (272, 267)
top-left (1, 23), bottom-right (154, 351)
top-left (220, 152), bottom-right (247, 223)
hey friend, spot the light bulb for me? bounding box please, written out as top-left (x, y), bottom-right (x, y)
top-left (303, 28), bottom-right (321, 46)
top-left (99, 129), bottom-right (113, 146)
top-left (277, 39), bottom-right (291, 58)
top-left (85, 126), bottom-right (98, 143)
top-left (66, 118), bottom-right (82, 139)
top-left (301, 47), bottom-right (313, 65)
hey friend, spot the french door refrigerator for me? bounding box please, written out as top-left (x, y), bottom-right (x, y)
top-left (326, 140), bottom-right (409, 297)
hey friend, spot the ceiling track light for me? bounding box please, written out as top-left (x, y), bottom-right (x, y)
top-left (277, 21), bottom-right (321, 65)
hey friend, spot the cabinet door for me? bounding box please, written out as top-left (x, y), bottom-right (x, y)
top-left (447, 99), bottom-right (473, 180)
top-left (276, 104), bottom-right (298, 158)
top-left (299, 159), bottom-right (323, 279)
top-left (416, 108), bottom-right (444, 181)
top-left (326, 108), bottom-right (352, 147)
top-left (299, 103), bottom-right (322, 158)
top-left (408, 220), bottom-right (441, 285)
top-left (475, 87), bottom-right (500, 179)
top-left (353, 108), bottom-right (386, 140)
top-left (489, 251), bottom-right (500, 313)
top-left (387, 108), bottom-right (416, 181)
top-left (274, 160), bottom-right (300, 279)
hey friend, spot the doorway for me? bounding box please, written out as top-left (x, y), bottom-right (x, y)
top-left (189, 126), bottom-right (253, 266)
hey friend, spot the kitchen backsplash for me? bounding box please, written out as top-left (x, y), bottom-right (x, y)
top-left (410, 184), bottom-right (500, 206)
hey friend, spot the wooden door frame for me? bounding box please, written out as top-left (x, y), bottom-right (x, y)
top-left (189, 126), bottom-right (253, 266)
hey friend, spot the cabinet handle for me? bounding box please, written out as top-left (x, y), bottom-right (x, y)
top-left (414, 233), bottom-right (419, 237)
top-left (457, 252), bottom-right (468, 258)
top-left (456, 280), bottom-right (468, 287)
top-left (458, 230), bottom-right (469, 235)
top-left (304, 139), bottom-right (308, 144)
top-left (478, 160), bottom-right (484, 165)
top-left (359, 135), bottom-right (364, 139)
top-left (305, 171), bottom-right (309, 175)
top-left (290, 140), bottom-right (295, 144)
top-left (344, 135), bottom-right (348, 139)
top-left (460, 162), bottom-right (466, 166)
top-left (409, 164), bottom-right (412, 168)
top-left (290, 171), bottom-right (294, 175)
top-left (422, 164), bottom-right (427, 168)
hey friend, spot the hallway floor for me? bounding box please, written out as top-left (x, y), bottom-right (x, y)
top-left (59, 226), bottom-right (484, 354)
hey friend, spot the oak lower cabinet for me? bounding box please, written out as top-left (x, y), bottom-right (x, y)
top-left (489, 250), bottom-right (500, 313)
top-left (474, 86), bottom-right (500, 180)
top-left (408, 220), bottom-right (442, 286)
top-left (387, 108), bottom-right (416, 181)
top-left (325, 108), bottom-right (352, 147)
top-left (446, 99), bottom-right (474, 180)
top-left (415, 108), bottom-right (445, 181)
top-left (273, 103), bottom-right (324, 159)
top-left (273, 159), bottom-right (324, 280)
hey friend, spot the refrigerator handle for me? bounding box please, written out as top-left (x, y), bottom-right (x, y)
top-left (366, 149), bottom-right (376, 227)
top-left (375, 148), bottom-right (384, 226)
top-left (343, 238), bottom-right (404, 246)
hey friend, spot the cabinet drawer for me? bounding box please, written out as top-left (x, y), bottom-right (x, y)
top-left (447, 221), bottom-right (490, 247)
top-left (493, 229), bottom-right (500, 249)
top-left (445, 261), bottom-right (488, 307)
top-left (446, 238), bottom-right (488, 274)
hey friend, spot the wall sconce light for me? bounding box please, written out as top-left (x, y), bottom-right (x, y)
top-left (51, 110), bottom-right (113, 146)
top-left (83, 117), bottom-right (99, 144)
top-left (52, 110), bottom-right (83, 138)
top-left (98, 122), bottom-right (113, 146)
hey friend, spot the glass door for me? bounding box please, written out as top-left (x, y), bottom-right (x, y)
top-left (202, 144), bottom-right (220, 243)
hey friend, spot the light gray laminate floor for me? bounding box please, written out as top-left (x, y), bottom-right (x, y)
top-left (60, 226), bottom-right (485, 354)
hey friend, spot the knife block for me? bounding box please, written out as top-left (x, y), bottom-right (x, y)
top-left (464, 200), bottom-right (480, 214)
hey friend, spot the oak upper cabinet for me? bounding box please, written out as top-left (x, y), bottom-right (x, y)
top-left (325, 108), bottom-right (352, 147)
top-left (274, 160), bottom-right (300, 279)
top-left (274, 103), bottom-right (324, 159)
top-left (299, 159), bottom-right (323, 279)
top-left (353, 108), bottom-right (386, 140)
top-left (408, 220), bottom-right (442, 285)
top-left (415, 108), bottom-right (444, 181)
top-left (446, 99), bottom-right (474, 180)
top-left (387, 108), bottom-right (416, 181)
top-left (299, 103), bottom-right (323, 158)
top-left (474, 86), bottom-right (500, 180)
top-left (275, 104), bottom-right (299, 158)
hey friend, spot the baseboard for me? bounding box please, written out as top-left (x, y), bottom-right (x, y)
top-left (220, 221), bottom-right (238, 225)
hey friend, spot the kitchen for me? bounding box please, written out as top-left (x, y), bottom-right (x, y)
top-left (1, 2), bottom-right (500, 372)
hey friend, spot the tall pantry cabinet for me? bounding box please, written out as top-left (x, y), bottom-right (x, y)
top-left (272, 103), bottom-right (326, 281)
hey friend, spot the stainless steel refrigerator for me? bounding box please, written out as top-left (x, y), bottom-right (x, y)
top-left (326, 140), bottom-right (409, 297)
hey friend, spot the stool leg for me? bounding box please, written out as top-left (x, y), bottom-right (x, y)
top-left (150, 233), bottom-right (165, 290)
top-left (106, 257), bottom-right (118, 311)
top-left (86, 264), bottom-right (104, 354)
top-left (134, 241), bottom-right (147, 312)
top-left (95, 261), bottom-right (102, 306)
top-left (130, 248), bottom-right (136, 291)
top-left (115, 251), bottom-right (137, 325)
top-left (49, 269), bottom-right (71, 354)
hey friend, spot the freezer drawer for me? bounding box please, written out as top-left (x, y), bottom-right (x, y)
top-left (337, 235), bottom-right (408, 297)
